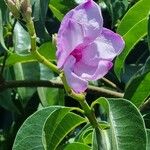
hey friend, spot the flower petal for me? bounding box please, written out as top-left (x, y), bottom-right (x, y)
top-left (74, 59), bottom-right (113, 80)
top-left (72, 0), bottom-right (103, 39)
top-left (74, 60), bottom-right (97, 77)
top-left (57, 19), bottom-right (84, 68)
top-left (94, 28), bottom-right (125, 60)
top-left (82, 60), bottom-right (113, 80)
top-left (56, 0), bottom-right (103, 68)
top-left (64, 55), bottom-right (88, 93)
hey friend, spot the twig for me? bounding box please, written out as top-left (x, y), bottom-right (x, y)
top-left (101, 77), bottom-right (119, 90)
top-left (0, 80), bottom-right (124, 98)
top-left (88, 85), bottom-right (124, 98)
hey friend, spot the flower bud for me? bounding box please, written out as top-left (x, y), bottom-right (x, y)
top-left (5, 0), bottom-right (20, 18)
top-left (20, 0), bottom-right (32, 22)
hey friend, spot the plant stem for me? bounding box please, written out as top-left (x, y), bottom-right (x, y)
top-left (79, 99), bottom-right (99, 128)
top-left (60, 72), bottom-right (99, 128)
top-left (26, 20), bottom-right (36, 52)
top-left (26, 19), bottom-right (60, 74)
top-left (31, 50), bottom-right (60, 74)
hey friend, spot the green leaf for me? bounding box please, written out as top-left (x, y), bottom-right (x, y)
top-left (0, 41), bottom-right (56, 66)
top-left (75, 0), bottom-right (84, 4)
top-left (92, 97), bottom-right (147, 150)
top-left (31, 0), bottom-right (50, 41)
top-left (104, 0), bottom-right (128, 27)
top-left (42, 108), bottom-right (86, 150)
top-left (99, 121), bottom-right (110, 130)
top-left (117, 0), bottom-right (150, 35)
top-left (147, 129), bottom-right (150, 150)
top-left (0, 1), bottom-right (7, 50)
top-left (92, 127), bottom-right (110, 150)
top-left (64, 142), bottom-right (91, 150)
top-left (31, 0), bottom-right (49, 23)
top-left (13, 106), bottom-right (85, 150)
top-left (114, 0), bottom-right (150, 78)
top-left (38, 41), bottom-right (56, 61)
top-left (0, 53), bottom-right (34, 66)
top-left (13, 106), bottom-right (62, 150)
top-left (0, 90), bottom-right (19, 112)
top-left (38, 87), bottom-right (60, 106)
top-left (115, 18), bottom-right (147, 78)
top-left (124, 57), bottom-right (150, 107)
top-left (13, 62), bottom-right (40, 106)
top-left (49, 4), bottom-right (64, 21)
top-left (49, 0), bottom-right (76, 15)
top-left (75, 123), bottom-right (93, 145)
top-left (124, 72), bottom-right (150, 107)
top-left (143, 113), bottom-right (150, 129)
top-left (148, 13), bottom-right (150, 51)
top-left (13, 22), bottom-right (30, 54)
top-left (37, 64), bottom-right (63, 106)
top-left (0, 68), bottom-right (19, 112)
top-left (92, 128), bottom-right (102, 150)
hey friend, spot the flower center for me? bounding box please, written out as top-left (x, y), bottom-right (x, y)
top-left (71, 48), bottom-right (82, 62)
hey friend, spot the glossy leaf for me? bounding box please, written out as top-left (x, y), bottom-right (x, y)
top-left (143, 113), bottom-right (150, 129)
top-left (0, 41), bottom-right (56, 66)
top-left (31, 0), bottom-right (49, 23)
top-left (115, 18), bottom-right (147, 78)
top-left (12, 106), bottom-right (62, 150)
top-left (124, 57), bottom-right (150, 107)
top-left (92, 127), bottom-right (110, 150)
top-left (115, 0), bottom-right (150, 78)
top-left (148, 13), bottom-right (150, 51)
top-left (43, 108), bottom-right (86, 150)
top-left (75, 123), bottom-right (93, 145)
top-left (92, 128), bottom-right (102, 150)
top-left (0, 1), bottom-right (7, 50)
top-left (13, 62), bottom-right (40, 105)
top-left (13, 22), bottom-right (30, 54)
top-left (104, 0), bottom-right (128, 27)
top-left (31, 0), bottom-right (50, 40)
top-left (92, 97), bottom-right (147, 150)
top-left (0, 53), bottom-right (34, 66)
top-left (37, 64), bottom-right (63, 106)
top-left (49, 0), bottom-right (76, 15)
top-left (64, 142), bottom-right (91, 150)
top-left (75, 0), bottom-right (84, 4)
top-left (147, 129), bottom-right (150, 150)
top-left (117, 0), bottom-right (150, 35)
top-left (38, 42), bottom-right (56, 61)
top-left (38, 87), bottom-right (60, 106)
top-left (0, 68), bottom-right (19, 112)
top-left (13, 106), bottom-right (86, 150)
top-left (124, 72), bottom-right (150, 107)
top-left (49, 4), bottom-right (64, 21)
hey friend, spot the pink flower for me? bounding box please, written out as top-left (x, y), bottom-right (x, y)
top-left (56, 0), bottom-right (125, 93)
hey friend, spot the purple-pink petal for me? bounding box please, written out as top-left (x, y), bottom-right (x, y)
top-left (74, 59), bottom-right (113, 81)
top-left (56, 0), bottom-right (103, 68)
top-left (57, 19), bottom-right (84, 68)
top-left (98, 28), bottom-right (125, 60)
top-left (56, 0), bottom-right (125, 93)
top-left (64, 55), bottom-right (88, 93)
top-left (81, 60), bottom-right (113, 80)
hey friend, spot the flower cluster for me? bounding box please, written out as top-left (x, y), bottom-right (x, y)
top-left (56, 0), bottom-right (124, 93)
